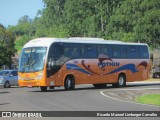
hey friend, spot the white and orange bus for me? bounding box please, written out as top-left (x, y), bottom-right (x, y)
top-left (18, 38), bottom-right (150, 91)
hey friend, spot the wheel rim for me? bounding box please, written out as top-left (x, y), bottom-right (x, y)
top-left (119, 77), bottom-right (124, 86)
top-left (67, 78), bottom-right (71, 88)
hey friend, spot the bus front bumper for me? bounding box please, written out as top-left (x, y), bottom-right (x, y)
top-left (18, 80), bottom-right (44, 87)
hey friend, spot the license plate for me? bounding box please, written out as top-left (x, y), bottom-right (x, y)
top-left (27, 85), bottom-right (32, 88)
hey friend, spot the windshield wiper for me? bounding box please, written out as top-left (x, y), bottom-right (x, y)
top-left (22, 59), bottom-right (36, 73)
top-left (30, 59), bottom-right (36, 73)
top-left (22, 57), bottom-right (30, 73)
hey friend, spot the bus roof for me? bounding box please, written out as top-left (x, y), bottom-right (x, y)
top-left (23, 37), bottom-right (148, 48)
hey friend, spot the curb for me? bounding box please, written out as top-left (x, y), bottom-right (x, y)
top-left (127, 81), bottom-right (160, 85)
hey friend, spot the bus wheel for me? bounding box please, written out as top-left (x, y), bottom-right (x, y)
top-left (40, 86), bottom-right (47, 91)
top-left (117, 74), bottom-right (126, 87)
top-left (4, 81), bottom-right (10, 88)
top-left (93, 84), bottom-right (107, 88)
top-left (64, 76), bottom-right (75, 90)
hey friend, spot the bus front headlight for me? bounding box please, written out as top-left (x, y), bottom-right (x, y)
top-left (35, 73), bottom-right (43, 80)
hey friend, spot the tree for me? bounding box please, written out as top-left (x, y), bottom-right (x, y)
top-left (18, 15), bottom-right (32, 24)
top-left (6, 0), bottom-right (160, 51)
top-left (105, 0), bottom-right (160, 47)
top-left (8, 15), bottom-right (35, 36)
top-left (135, 0), bottom-right (160, 47)
top-left (0, 24), bottom-right (16, 68)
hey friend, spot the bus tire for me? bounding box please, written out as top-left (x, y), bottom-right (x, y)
top-left (64, 75), bottom-right (75, 90)
top-left (117, 74), bottom-right (126, 87)
top-left (93, 84), bottom-right (107, 88)
top-left (4, 81), bottom-right (10, 88)
top-left (40, 86), bottom-right (47, 91)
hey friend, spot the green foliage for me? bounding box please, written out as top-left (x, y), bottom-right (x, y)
top-left (8, 15), bottom-right (35, 36)
top-left (135, 9), bottom-right (160, 47)
top-left (15, 35), bottom-right (32, 46)
top-left (105, 0), bottom-right (160, 47)
top-left (15, 35), bottom-right (34, 55)
top-left (47, 25), bottom-right (69, 37)
top-left (6, 0), bottom-right (160, 51)
top-left (0, 24), bottom-right (16, 67)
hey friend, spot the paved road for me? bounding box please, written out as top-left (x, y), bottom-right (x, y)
top-left (0, 82), bottom-right (160, 120)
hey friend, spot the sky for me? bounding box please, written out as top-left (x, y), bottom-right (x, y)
top-left (0, 0), bottom-right (45, 27)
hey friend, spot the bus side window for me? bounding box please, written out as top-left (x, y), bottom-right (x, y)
top-left (64, 47), bottom-right (71, 58)
top-left (63, 44), bottom-right (80, 60)
top-left (112, 45), bottom-right (126, 58)
top-left (82, 44), bottom-right (97, 58)
top-left (72, 46), bottom-right (80, 58)
top-left (127, 46), bottom-right (139, 58)
top-left (140, 46), bottom-right (149, 59)
top-left (112, 46), bottom-right (119, 58)
top-left (97, 45), bottom-right (112, 58)
top-left (48, 43), bottom-right (62, 66)
top-left (47, 43), bottom-right (63, 77)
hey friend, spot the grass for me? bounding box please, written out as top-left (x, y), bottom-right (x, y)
top-left (15, 46), bottom-right (22, 55)
top-left (135, 94), bottom-right (160, 106)
top-left (15, 46), bottom-right (22, 51)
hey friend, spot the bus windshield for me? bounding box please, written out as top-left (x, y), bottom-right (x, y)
top-left (18, 47), bottom-right (47, 73)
